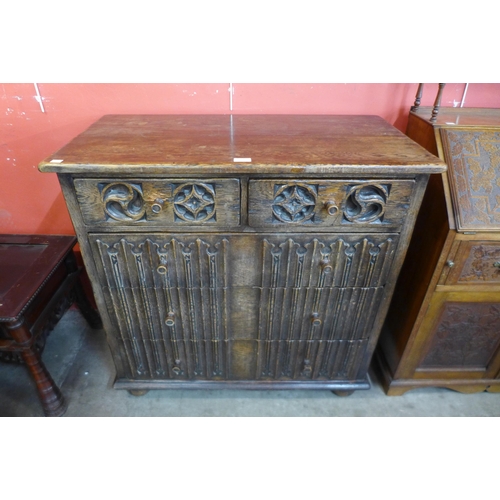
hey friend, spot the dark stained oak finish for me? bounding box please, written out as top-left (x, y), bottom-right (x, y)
top-left (376, 107), bottom-right (500, 395)
top-left (39, 114), bottom-right (445, 395)
top-left (39, 115), bottom-right (444, 174)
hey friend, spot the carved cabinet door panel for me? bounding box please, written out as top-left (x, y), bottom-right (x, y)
top-left (254, 233), bottom-right (399, 381)
top-left (409, 291), bottom-right (500, 380)
top-left (88, 232), bottom-right (399, 382)
top-left (89, 233), bottom-right (252, 381)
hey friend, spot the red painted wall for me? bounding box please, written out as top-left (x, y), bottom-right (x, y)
top-left (1, 83), bottom-right (499, 236)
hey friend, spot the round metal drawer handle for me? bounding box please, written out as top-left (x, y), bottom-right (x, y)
top-left (157, 265), bottom-right (168, 274)
top-left (320, 259), bottom-right (333, 273)
top-left (151, 198), bottom-right (165, 214)
top-left (325, 201), bottom-right (338, 216)
top-left (493, 261), bottom-right (500, 269)
top-left (165, 312), bottom-right (175, 327)
top-left (172, 366), bottom-right (181, 375)
top-left (446, 260), bottom-right (455, 268)
top-left (311, 313), bottom-right (322, 326)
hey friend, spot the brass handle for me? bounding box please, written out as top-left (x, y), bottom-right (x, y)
top-left (151, 198), bottom-right (165, 214)
top-left (165, 312), bottom-right (175, 326)
top-left (493, 262), bottom-right (500, 269)
top-left (325, 201), bottom-right (338, 216)
top-left (446, 260), bottom-right (455, 268)
top-left (311, 313), bottom-right (322, 326)
top-left (157, 265), bottom-right (168, 275)
top-left (320, 259), bottom-right (333, 273)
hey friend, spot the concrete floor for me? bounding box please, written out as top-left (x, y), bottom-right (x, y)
top-left (1, 306), bottom-right (500, 417)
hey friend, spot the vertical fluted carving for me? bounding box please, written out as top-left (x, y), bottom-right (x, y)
top-left (257, 236), bottom-right (393, 380)
top-left (95, 236), bottom-right (229, 380)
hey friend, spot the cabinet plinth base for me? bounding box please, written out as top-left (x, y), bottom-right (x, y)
top-left (375, 347), bottom-right (500, 396)
top-left (114, 378), bottom-right (371, 392)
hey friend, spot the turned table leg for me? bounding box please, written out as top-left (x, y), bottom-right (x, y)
top-left (5, 318), bottom-right (67, 417)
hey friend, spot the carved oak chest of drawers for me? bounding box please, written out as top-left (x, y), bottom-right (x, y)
top-left (376, 107), bottom-right (500, 395)
top-left (38, 115), bottom-right (445, 395)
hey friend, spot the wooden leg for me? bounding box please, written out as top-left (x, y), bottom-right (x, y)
top-left (64, 250), bottom-right (102, 329)
top-left (6, 318), bottom-right (67, 417)
top-left (73, 277), bottom-right (103, 329)
top-left (331, 389), bottom-right (355, 397)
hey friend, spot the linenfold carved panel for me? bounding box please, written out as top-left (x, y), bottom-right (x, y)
top-left (91, 233), bottom-right (397, 381)
top-left (257, 339), bottom-right (369, 380)
top-left (93, 236), bottom-right (229, 379)
top-left (256, 235), bottom-right (396, 380)
top-left (259, 235), bottom-right (397, 289)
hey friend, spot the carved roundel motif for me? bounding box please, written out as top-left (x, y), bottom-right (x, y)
top-left (272, 184), bottom-right (317, 223)
top-left (173, 183), bottom-right (216, 222)
top-left (102, 183), bottom-right (146, 221)
top-left (344, 184), bottom-right (388, 223)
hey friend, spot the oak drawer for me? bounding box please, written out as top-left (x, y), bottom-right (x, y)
top-left (74, 178), bottom-right (240, 227)
top-left (445, 241), bottom-right (500, 285)
top-left (248, 179), bottom-right (414, 230)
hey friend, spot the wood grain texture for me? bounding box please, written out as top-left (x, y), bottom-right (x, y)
top-left (38, 115), bottom-right (445, 175)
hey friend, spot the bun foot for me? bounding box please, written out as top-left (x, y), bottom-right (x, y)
top-left (332, 389), bottom-right (355, 397)
top-left (128, 389), bottom-right (149, 397)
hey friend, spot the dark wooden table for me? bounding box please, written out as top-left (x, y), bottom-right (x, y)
top-left (0, 234), bottom-right (101, 416)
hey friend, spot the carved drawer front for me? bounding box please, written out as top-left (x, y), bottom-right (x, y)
top-left (445, 241), bottom-right (500, 285)
top-left (248, 179), bottom-right (414, 230)
top-left (256, 339), bottom-right (370, 381)
top-left (74, 178), bottom-right (240, 227)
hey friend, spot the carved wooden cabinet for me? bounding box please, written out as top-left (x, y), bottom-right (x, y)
top-left (38, 115), bottom-right (444, 395)
top-left (376, 107), bottom-right (500, 395)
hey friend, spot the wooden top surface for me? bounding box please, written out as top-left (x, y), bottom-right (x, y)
top-left (0, 235), bottom-right (76, 321)
top-left (411, 107), bottom-right (500, 127)
top-left (38, 114), bottom-right (446, 175)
